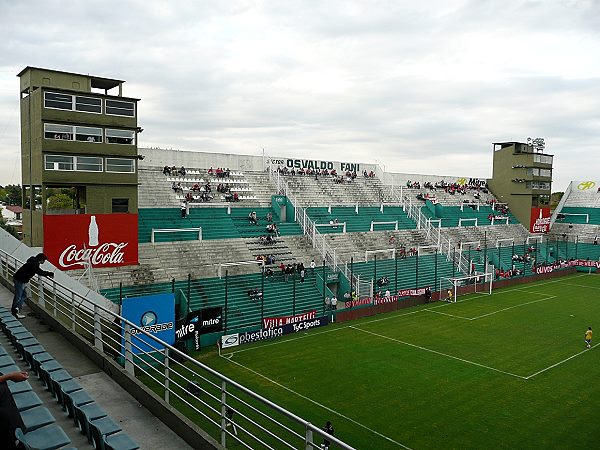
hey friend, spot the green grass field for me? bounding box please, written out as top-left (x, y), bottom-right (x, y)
top-left (197, 273), bottom-right (600, 449)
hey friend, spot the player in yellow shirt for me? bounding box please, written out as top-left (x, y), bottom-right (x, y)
top-left (585, 327), bottom-right (592, 349)
top-left (447, 289), bottom-right (454, 303)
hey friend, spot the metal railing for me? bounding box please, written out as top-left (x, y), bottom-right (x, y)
top-left (0, 242), bottom-right (356, 450)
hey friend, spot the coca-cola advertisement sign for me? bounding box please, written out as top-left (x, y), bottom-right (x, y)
top-left (529, 208), bottom-right (551, 233)
top-left (43, 214), bottom-right (138, 270)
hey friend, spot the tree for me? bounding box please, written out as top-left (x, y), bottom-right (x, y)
top-left (0, 215), bottom-right (19, 239)
top-left (3, 185), bottom-right (22, 206)
top-left (47, 193), bottom-right (74, 210)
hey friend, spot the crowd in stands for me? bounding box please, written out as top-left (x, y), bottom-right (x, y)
top-left (164, 165), bottom-right (186, 176)
top-left (208, 167), bottom-right (231, 178)
top-left (408, 178), bottom-right (489, 196)
top-left (276, 166), bottom-right (375, 184)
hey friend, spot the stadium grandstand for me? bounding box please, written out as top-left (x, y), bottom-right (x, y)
top-left (4, 66), bottom-right (599, 449)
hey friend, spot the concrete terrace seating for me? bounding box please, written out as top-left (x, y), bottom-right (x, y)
top-left (325, 229), bottom-right (430, 263)
top-left (561, 181), bottom-right (600, 208)
top-left (101, 270), bottom-right (330, 332)
top-left (283, 174), bottom-right (390, 206)
top-left (556, 207), bottom-right (600, 225)
top-left (306, 206), bottom-right (416, 233)
top-left (138, 167), bottom-right (278, 208)
top-left (420, 204), bottom-right (518, 228)
top-left (138, 206), bottom-right (303, 243)
top-left (401, 186), bottom-right (495, 206)
top-left (348, 253), bottom-right (457, 294)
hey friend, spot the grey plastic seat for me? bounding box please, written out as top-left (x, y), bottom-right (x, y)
top-left (103, 432), bottom-right (139, 450)
top-left (75, 402), bottom-right (107, 443)
top-left (64, 389), bottom-right (94, 419)
top-left (0, 354), bottom-right (16, 367)
top-left (20, 405), bottom-right (56, 431)
top-left (13, 390), bottom-right (43, 412)
top-left (90, 416), bottom-right (122, 450)
top-left (54, 378), bottom-right (82, 406)
top-left (8, 379), bottom-right (32, 394)
top-left (15, 424), bottom-right (71, 450)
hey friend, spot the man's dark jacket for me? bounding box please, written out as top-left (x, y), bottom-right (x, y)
top-left (13, 257), bottom-right (52, 283)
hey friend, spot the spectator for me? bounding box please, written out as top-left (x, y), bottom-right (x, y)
top-left (322, 421), bottom-right (334, 450)
top-left (12, 253), bottom-right (54, 319)
top-left (163, 166), bottom-right (171, 175)
top-left (180, 200), bottom-right (188, 218)
top-left (179, 166), bottom-right (186, 176)
top-left (248, 211), bottom-right (258, 225)
top-left (331, 295), bottom-right (337, 310)
top-left (324, 296), bottom-right (331, 311)
top-left (0, 371), bottom-right (29, 449)
top-left (344, 291), bottom-right (351, 302)
top-left (424, 287), bottom-right (432, 303)
top-left (300, 269), bottom-right (305, 283)
top-left (310, 259), bottom-right (316, 274)
top-left (266, 212), bottom-right (273, 223)
top-left (594, 236), bottom-right (598, 245)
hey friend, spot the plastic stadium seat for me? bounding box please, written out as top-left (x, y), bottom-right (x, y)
top-left (32, 352), bottom-right (54, 376)
top-left (15, 424), bottom-right (71, 450)
top-left (0, 344), bottom-right (8, 356)
top-left (20, 405), bottom-right (56, 431)
top-left (23, 344), bottom-right (46, 369)
top-left (64, 389), bottom-right (94, 419)
top-left (103, 432), bottom-right (140, 450)
top-left (13, 390), bottom-right (43, 412)
top-left (39, 361), bottom-right (64, 390)
top-left (0, 354), bottom-right (16, 367)
top-left (75, 402), bottom-right (107, 443)
top-left (54, 378), bottom-right (83, 407)
top-left (47, 369), bottom-right (72, 397)
top-left (0, 364), bottom-right (21, 375)
top-left (8, 380), bottom-right (32, 395)
top-left (89, 416), bottom-right (122, 450)
top-left (15, 337), bottom-right (40, 360)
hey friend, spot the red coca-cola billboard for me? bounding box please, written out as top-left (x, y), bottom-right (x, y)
top-left (529, 207), bottom-right (551, 233)
top-left (43, 213), bottom-right (138, 270)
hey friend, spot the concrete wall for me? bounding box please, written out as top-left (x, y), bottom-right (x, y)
top-left (139, 147), bottom-right (377, 174)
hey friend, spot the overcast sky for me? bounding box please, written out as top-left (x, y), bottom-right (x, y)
top-left (1, 0), bottom-right (599, 191)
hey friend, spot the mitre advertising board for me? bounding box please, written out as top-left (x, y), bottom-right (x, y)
top-left (529, 208), bottom-right (551, 233)
top-left (43, 213), bottom-right (138, 270)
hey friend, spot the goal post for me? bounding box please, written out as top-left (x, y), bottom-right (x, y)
top-left (365, 248), bottom-right (396, 262)
top-left (439, 273), bottom-right (493, 302)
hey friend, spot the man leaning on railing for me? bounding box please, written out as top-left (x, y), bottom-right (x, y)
top-left (12, 253), bottom-right (54, 319)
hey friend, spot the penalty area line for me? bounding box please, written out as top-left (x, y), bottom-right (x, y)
top-left (525, 342), bottom-right (600, 379)
top-left (349, 326), bottom-right (526, 380)
top-left (219, 353), bottom-right (413, 449)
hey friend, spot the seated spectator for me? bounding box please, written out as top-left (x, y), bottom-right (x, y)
top-left (266, 212), bottom-right (273, 223)
top-left (232, 192), bottom-right (239, 202)
top-left (265, 267), bottom-right (274, 279)
top-left (208, 167), bottom-right (214, 175)
top-left (179, 166), bottom-right (186, 176)
top-left (247, 288), bottom-right (263, 301)
top-left (225, 192), bottom-right (234, 202)
top-left (163, 165), bottom-right (171, 175)
top-left (225, 168), bottom-right (231, 177)
top-left (248, 211), bottom-right (258, 225)
top-left (171, 165), bottom-right (177, 174)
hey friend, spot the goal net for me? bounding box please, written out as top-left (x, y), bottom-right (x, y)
top-left (365, 248), bottom-right (396, 262)
top-left (439, 273), bottom-right (493, 303)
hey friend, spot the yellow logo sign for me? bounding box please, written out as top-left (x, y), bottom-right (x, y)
top-left (577, 181), bottom-right (596, 190)
top-left (456, 178), bottom-right (467, 186)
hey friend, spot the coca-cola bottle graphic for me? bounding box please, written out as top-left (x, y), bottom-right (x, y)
top-left (88, 215), bottom-right (99, 247)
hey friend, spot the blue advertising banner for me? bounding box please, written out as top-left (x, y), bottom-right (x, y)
top-left (121, 293), bottom-right (175, 354)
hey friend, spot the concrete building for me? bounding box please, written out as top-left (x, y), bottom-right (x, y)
top-left (18, 67), bottom-right (141, 269)
top-left (487, 141), bottom-right (553, 232)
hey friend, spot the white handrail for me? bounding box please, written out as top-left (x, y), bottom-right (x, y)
top-left (0, 239), bottom-right (356, 450)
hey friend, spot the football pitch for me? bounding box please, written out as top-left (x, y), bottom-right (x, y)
top-left (199, 273), bottom-right (600, 449)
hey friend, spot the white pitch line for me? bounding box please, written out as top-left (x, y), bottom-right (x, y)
top-left (469, 295), bottom-right (557, 320)
top-left (221, 354), bottom-right (413, 449)
top-left (562, 282), bottom-right (600, 291)
top-left (425, 309), bottom-right (472, 320)
top-left (526, 342), bottom-right (600, 379)
top-left (226, 273), bottom-right (588, 357)
top-left (349, 326), bottom-right (526, 380)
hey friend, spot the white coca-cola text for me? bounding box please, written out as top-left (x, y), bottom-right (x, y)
top-left (58, 242), bottom-right (128, 268)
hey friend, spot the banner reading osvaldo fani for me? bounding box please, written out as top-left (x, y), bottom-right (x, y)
top-left (221, 315), bottom-right (330, 349)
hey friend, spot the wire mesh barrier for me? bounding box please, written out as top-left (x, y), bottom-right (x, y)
top-left (0, 246), bottom-right (356, 450)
